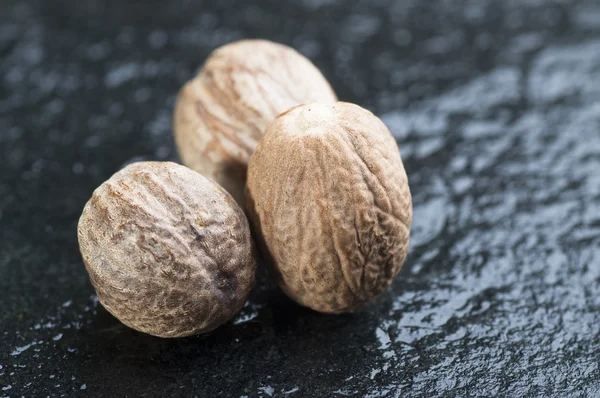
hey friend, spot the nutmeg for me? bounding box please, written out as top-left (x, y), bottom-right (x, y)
top-left (173, 39), bottom-right (337, 204)
top-left (245, 102), bottom-right (412, 313)
top-left (77, 161), bottom-right (256, 337)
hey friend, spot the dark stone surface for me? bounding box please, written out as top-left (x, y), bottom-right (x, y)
top-left (1, 0), bottom-right (600, 396)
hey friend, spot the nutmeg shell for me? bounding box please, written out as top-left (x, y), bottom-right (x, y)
top-left (245, 103), bottom-right (412, 313)
top-left (77, 161), bottom-right (256, 337)
top-left (173, 39), bottom-right (337, 204)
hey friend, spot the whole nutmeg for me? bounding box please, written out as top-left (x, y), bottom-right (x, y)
top-left (77, 161), bottom-right (256, 337)
top-left (245, 102), bottom-right (412, 314)
top-left (173, 39), bottom-right (337, 204)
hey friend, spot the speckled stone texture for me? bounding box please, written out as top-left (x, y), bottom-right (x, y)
top-left (1, 0), bottom-right (599, 396)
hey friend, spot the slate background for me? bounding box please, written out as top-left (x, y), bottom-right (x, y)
top-left (1, 0), bottom-right (600, 396)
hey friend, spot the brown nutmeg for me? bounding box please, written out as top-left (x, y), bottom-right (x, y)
top-left (77, 161), bottom-right (256, 337)
top-left (245, 102), bottom-right (412, 314)
top-left (173, 39), bottom-right (337, 204)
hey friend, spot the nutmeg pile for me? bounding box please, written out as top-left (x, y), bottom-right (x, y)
top-left (78, 39), bottom-right (412, 338)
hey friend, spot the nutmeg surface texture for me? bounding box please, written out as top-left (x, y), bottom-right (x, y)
top-left (245, 102), bottom-right (412, 313)
top-left (77, 161), bottom-right (256, 338)
top-left (174, 39), bottom-right (337, 204)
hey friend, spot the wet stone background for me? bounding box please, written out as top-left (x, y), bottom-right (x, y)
top-left (1, 0), bottom-right (599, 396)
